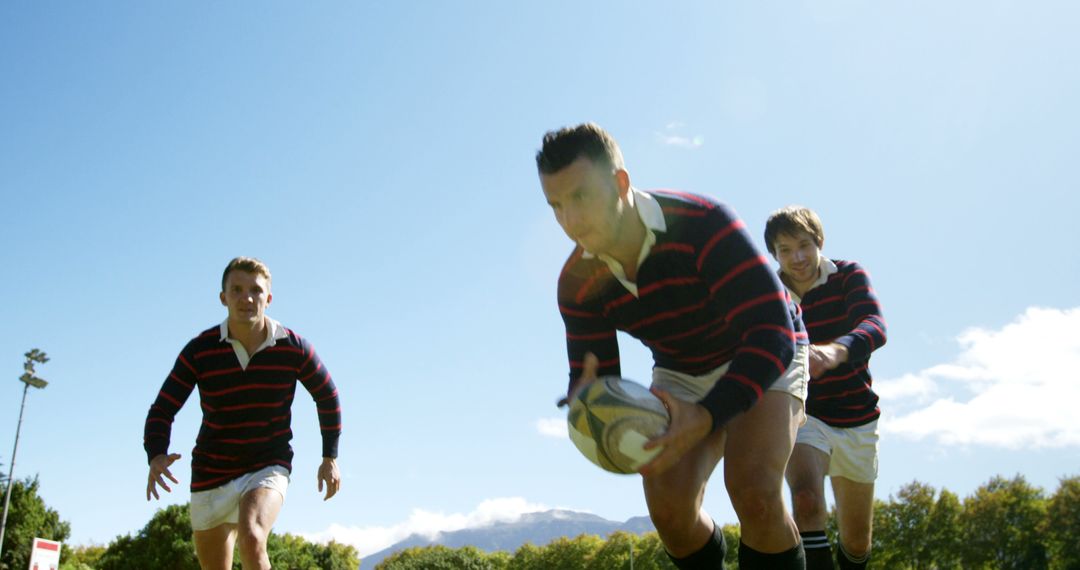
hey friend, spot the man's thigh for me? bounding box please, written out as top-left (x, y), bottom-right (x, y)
top-left (831, 477), bottom-right (875, 540)
top-left (724, 391), bottom-right (804, 487)
top-left (643, 426), bottom-right (727, 510)
top-left (240, 487), bottom-right (285, 537)
top-left (192, 523), bottom-right (237, 570)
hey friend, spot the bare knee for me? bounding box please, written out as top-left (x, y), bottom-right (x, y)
top-left (840, 531), bottom-right (872, 557)
top-left (729, 483), bottom-right (784, 530)
top-left (792, 487), bottom-right (827, 524)
top-left (236, 525), bottom-right (270, 566)
top-left (649, 500), bottom-right (699, 538)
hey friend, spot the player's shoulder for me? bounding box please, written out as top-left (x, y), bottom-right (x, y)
top-left (186, 324), bottom-right (223, 346)
top-left (648, 189), bottom-right (725, 213)
top-left (647, 189), bottom-right (740, 229)
top-left (557, 248), bottom-right (609, 305)
top-left (278, 326), bottom-right (311, 350)
top-left (830, 259), bottom-right (876, 287)
top-left (833, 259), bottom-right (870, 276)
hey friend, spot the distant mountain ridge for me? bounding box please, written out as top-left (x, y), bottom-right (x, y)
top-left (359, 509), bottom-right (655, 569)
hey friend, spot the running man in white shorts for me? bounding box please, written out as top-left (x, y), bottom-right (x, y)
top-left (144, 257), bottom-right (343, 570)
top-left (540, 123), bottom-right (810, 569)
top-left (766, 206), bottom-right (888, 570)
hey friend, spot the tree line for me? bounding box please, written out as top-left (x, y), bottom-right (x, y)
top-left (376, 474), bottom-right (1080, 570)
top-left (1, 471), bottom-right (1077, 569)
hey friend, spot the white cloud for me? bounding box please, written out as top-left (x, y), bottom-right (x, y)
top-left (536, 416), bottom-right (568, 438)
top-left (656, 134), bottom-right (705, 149)
top-left (656, 122), bottom-right (704, 149)
top-left (300, 497), bottom-right (549, 557)
top-left (878, 306), bottom-right (1080, 448)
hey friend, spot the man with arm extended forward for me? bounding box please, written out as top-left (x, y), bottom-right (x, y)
top-left (766, 206), bottom-right (887, 570)
top-left (538, 123), bottom-right (809, 569)
top-left (144, 257), bottom-right (342, 570)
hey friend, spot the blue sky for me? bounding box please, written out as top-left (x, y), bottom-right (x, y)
top-left (2, 0), bottom-right (1077, 558)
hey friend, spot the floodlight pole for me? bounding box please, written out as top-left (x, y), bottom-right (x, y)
top-left (0, 349), bottom-right (49, 558)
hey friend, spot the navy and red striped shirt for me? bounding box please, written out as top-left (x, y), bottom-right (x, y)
top-left (143, 323), bottom-right (342, 491)
top-left (558, 189), bottom-right (808, 431)
top-left (794, 259), bottom-right (887, 427)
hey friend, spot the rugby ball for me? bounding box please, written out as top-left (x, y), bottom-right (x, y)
top-left (567, 377), bottom-right (670, 474)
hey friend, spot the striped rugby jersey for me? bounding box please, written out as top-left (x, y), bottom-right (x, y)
top-left (143, 323), bottom-right (342, 491)
top-left (558, 189), bottom-right (808, 431)
top-left (792, 258), bottom-right (886, 427)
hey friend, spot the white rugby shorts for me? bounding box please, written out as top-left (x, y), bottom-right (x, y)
top-left (796, 415), bottom-right (879, 483)
top-left (189, 465), bottom-right (291, 531)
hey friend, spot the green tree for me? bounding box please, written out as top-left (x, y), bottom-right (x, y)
top-left (507, 542), bottom-right (543, 570)
top-left (631, 532), bottom-right (676, 570)
top-left (266, 532), bottom-right (360, 569)
top-left (59, 544), bottom-right (106, 570)
top-left (872, 487), bottom-right (924, 569)
top-left (925, 487), bottom-right (963, 570)
top-left (0, 476), bottom-right (71, 570)
top-left (535, 535), bottom-right (602, 569)
top-left (96, 503), bottom-right (199, 570)
top-left (870, 481), bottom-right (966, 569)
top-left (376, 544), bottom-right (500, 569)
top-left (587, 530), bottom-right (637, 570)
top-left (719, 523), bottom-right (740, 569)
top-left (961, 474), bottom-right (1048, 570)
top-left (1046, 475), bottom-right (1080, 570)
top-left (266, 533), bottom-right (319, 569)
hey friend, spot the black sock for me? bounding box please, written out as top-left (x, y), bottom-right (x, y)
top-left (667, 521), bottom-right (726, 569)
top-left (836, 543), bottom-right (869, 570)
top-left (738, 540), bottom-right (806, 569)
top-left (801, 530), bottom-right (835, 570)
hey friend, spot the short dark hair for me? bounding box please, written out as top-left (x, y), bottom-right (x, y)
top-left (535, 122), bottom-right (625, 175)
top-left (764, 206), bottom-right (825, 256)
top-left (221, 256), bottom-right (272, 292)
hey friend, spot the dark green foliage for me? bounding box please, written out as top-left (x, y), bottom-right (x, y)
top-left (961, 474), bottom-right (1048, 569)
top-left (872, 481), bottom-right (963, 569)
top-left (96, 504), bottom-right (199, 570)
top-left (0, 476), bottom-right (71, 570)
top-left (92, 503), bottom-right (358, 570)
top-left (58, 544), bottom-right (106, 570)
top-left (1046, 476), bottom-right (1080, 570)
top-left (377, 544), bottom-right (502, 569)
top-left (265, 533), bottom-right (360, 570)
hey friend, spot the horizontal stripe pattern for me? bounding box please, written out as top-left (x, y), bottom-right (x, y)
top-left (143, 324), bottom-right (342, 491)
top-left (801, 259), bottom-right (887, 427)
top-left (558, 190), bottom-right (805, 429)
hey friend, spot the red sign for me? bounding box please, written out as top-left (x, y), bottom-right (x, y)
top-left (29, 538), bottom-right (62, 570)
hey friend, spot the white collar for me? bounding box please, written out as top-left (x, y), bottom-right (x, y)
top-left (785, 255), bottom-right (838, 303)
top-left (219, 317), bottom-right (287, 370)
top-left (583, 188), bottom-right (666, 297)
top-left (219, 317), bottom-right (287, 345)
top-left (581, 187), bottom-right (666, 260)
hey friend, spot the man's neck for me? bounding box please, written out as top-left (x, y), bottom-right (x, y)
top-left (610, 203), bottom-right (647, 281)
top-left (782, 270), bottom-right (820, 299)
top-left (229, 317), bottom-right (269, 353)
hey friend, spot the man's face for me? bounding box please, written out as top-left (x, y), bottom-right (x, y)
top-left (772, 230), bottom-right (822, 285)
top-left (219, 270), bottom-right (272, 326)
top-left (540, 156), bottom-right (625, 256)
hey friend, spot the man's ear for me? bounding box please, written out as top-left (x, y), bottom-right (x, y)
top-left (267, 292), bottom-right (273, 305)
top-left (219, 291), bottom-right (227, 306)
top-left (615, 168), bottom-right (631, 197)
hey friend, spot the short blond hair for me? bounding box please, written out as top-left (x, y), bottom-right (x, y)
top-left (764, 206), bottom-right (825, 256)
top-left (221, 257), bottom-right (272, 291)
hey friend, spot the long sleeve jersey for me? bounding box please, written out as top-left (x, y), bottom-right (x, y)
top-left (558, 190), bottom-right (808, 431)
top-left (143, 324), bottom-right (342, 491)
top-left (797, 259), bottom-right (887, 427)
